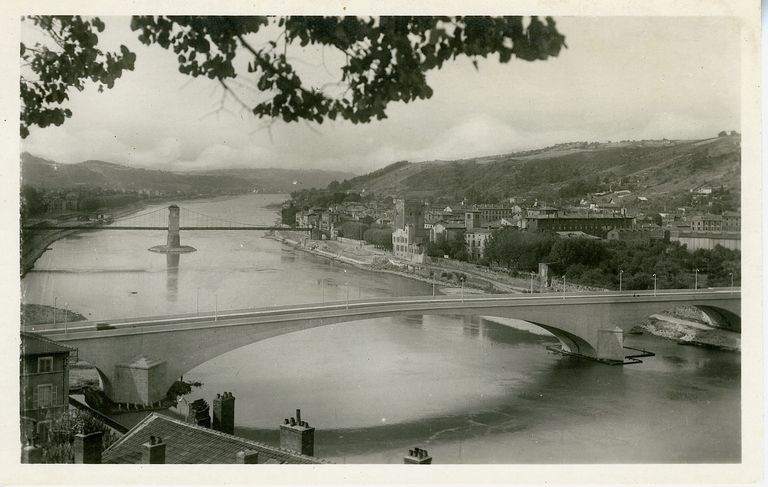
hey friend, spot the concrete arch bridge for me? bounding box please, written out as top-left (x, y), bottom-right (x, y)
top-left (32, 290), bottom-right (740, 404)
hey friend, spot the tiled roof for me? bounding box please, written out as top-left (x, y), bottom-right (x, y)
top-left (20, 332), bottom-right (75, 356)
top-left (102, 413), bottom-right (326, 464)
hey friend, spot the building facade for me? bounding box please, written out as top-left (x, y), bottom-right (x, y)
top-left (20, 332), bottom-right (74, 423)
top-left (465, 229), bottom-right (492, 261)
top-left (525, 215), bottom-right (635, 238)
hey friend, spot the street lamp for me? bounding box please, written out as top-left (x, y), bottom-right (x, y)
top-left (652, 273), bottom-right (657, 296)
top-left (63, 302), bottom-right (68, 334)
top-left (53, 296), bottom-right (58, 328)
top-left (694, 268), bottom-right (699, 291)
top-left (730, 272), bottom-right (734, 294)
top-left (562, 276), bottom-right (566, 300)
top-left (345, 269), bottom-right (349, 310)
top-left (529, 272), bottom-right (535, 294)
top-left (619, 270), bottom-right (623, 293)
top-left (460, 276), bottom-right (465, 303)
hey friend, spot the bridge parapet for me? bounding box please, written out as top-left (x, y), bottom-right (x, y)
top-left (39, 290), bottom-right (740, 404)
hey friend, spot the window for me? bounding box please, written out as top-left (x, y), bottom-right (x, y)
top-left (33, 384), bottom-right (57, 409)
top-left (37, 356), bottom-right (53, 373)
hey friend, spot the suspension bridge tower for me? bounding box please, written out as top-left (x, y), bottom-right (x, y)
top-left (149, 205), bottom-right (197, 254)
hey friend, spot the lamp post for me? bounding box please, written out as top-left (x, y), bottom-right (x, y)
top-left (694, 268), bottom-right (699, 291)
top-left (321, 279), bottom-right (325, 303)
top-left (53, 296), bottom-right (57, 328)
top-left (562, 276), bottom-right (566, 300)
top-left (460, 276), bottom-right (465, 303)
top-left (529, 272), bottom-right (535, 294)
top-left (619, 270), bottom-right (623, 293)
top-left (345, 269), bottom-right (349, 310)
top-left (730, 272), bottom-right (734, 293)
top-left (432, 281), bottom-right (436, 297)
top-left (652, 273), bottom-right (657, 296)
top-left (63, 302), bottom-right (68, 334)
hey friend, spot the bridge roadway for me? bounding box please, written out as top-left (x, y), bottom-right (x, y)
top-left (31, 289), bottom-right (740, 404)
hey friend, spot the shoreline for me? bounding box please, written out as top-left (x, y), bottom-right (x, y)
top-left (266, 231), bottom-right (501, 295)
top-left (20, 192), bottom-right (272, 277)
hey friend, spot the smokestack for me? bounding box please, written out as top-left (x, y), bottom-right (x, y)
top-left (213, 392), bottom-right (236, 435)
top-left (142, 436), bottom-right (166, 464)
top-left (403, 446), bottom-right (432, 464)
top-left (280, 408), bottom-right (315, 456)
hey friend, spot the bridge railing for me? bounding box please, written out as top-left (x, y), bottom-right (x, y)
top-left (28, 288), bottom-right (740, 332)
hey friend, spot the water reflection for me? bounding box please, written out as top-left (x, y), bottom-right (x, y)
top-left (166, 253), bottom-right (180, 301)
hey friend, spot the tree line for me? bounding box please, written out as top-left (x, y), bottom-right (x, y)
top-left (484, 228), bottom-right (740, 290)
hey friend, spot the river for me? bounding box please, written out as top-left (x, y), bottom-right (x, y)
top-left (20, 193), bottom-right (741, 464)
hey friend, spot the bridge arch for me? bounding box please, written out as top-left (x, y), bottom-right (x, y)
top-left (53, 291), bottom-right (741, 404)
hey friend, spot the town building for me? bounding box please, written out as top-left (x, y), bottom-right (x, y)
top-left (393, 198), bottom-right (427, 244)
top-left (690, 214), bottom-right (724, 232)
top-left (392, 226), bottom-right (425, 263)
top-left (20, 332), bottom-right (75, 425)
top-left (430, 221), bottom-right (466, 243)
top-left (465, 228), bottom-right (492, 261)
top-left (524, 214), bottom-right (635, 238)
top-left (471, 205), bottom-right (519, 226)
top-left (722, 211), bottom-right (741, 232)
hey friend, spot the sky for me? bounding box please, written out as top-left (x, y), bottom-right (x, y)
top-left (20, 16), bottom-right (742, 174)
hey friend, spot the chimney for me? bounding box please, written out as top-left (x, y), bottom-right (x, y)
top-left (74, 431), bottom-right (103, 464)
top-left (236, 450), bottom-right (259, 464)
top-left (142, 436), bottom-right (166, 464)
top-left (279, 408), bottom-right (315, 456)
top-left (185, 398), bottom-right (211, 428)
top-left (403, 446), bottom-right (433, 464)
top-left (213, 392), bottom-right (235, 434)
top-left (21, 439), bottom-right (42, 464)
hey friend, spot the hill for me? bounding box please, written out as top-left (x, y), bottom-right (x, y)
top-left (20, 153), bottom-right (355, 194)
top-left (340, 136), bottom-right (741, 209)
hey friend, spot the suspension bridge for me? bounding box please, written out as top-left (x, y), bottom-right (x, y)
top-left (24, 205), bottom-right (310, 232)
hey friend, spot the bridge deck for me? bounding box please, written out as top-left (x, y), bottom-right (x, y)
top-left (31, 289), bottom-right (740, 341)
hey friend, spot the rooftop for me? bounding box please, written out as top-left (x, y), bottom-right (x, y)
top-left (21, 332), bottom-right (76, 357)
top-left (102, 413), bottom-right (326, 464)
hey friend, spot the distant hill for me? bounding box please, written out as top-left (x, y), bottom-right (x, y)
top-left (20, 153), bottom-right (355, 194)
top-left (196, 168), bottom-right (355, 193)
top-left (338, 137), bottom-right (741, 208)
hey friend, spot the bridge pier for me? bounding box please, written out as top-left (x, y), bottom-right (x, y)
top-left (596, 327), bottom-right (624, 362)
top-left (112, 356), bottom-right (169, 405)
top-left (149, 205), bottom-right (196, 254)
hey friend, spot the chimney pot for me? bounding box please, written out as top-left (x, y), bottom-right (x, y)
top-left (296, 409), bottom-right (301, 424)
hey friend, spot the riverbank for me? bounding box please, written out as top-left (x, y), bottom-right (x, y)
top-left (21, 202), bottom-right (147, 277)
top-left (636, 314), bottom-right (740, 351)
top-left (21, 303), bottom-right (87, 326)
top-left (265, 232), bottom-right (486, 294)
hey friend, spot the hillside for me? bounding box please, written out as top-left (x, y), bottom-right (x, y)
top-left (21, 153), bottom-right (355, 194)
top-left (342, 136), bottom-right (741, 209)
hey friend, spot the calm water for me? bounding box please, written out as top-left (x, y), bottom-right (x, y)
top-left (21, 194), bottom-right (741, 463)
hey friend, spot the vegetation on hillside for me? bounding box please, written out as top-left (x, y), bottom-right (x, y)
top-left (484, 229), bottom-right (740, 290)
